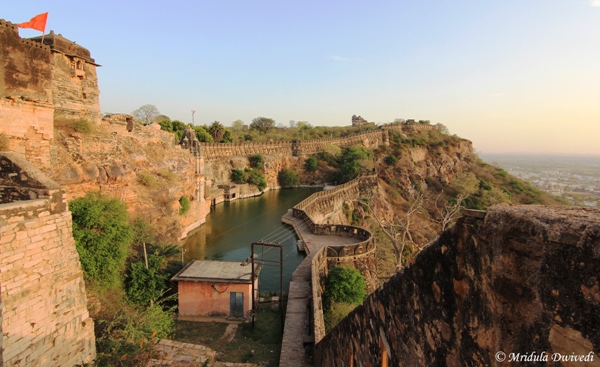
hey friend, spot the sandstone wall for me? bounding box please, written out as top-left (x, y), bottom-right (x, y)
top-left (0, 153), bottom-right (95, 366)
top-left (0, 19), bottom-right (54, 169)
top-left (315, 205), bottom-right (600, 366)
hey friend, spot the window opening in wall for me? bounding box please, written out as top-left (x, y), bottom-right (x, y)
top-left (82, 93), bottom-right (87, 99)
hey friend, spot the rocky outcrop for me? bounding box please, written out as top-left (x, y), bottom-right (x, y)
top-left (315, 205), bottom-right (600, 366)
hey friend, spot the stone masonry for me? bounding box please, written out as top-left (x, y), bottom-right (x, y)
top-left (315, 205), bottom-right (600, 366)
top-left (0, 152), bottom-right (96, 366)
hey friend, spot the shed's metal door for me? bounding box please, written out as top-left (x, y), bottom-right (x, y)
top-left (230, 292), bottom-right (243, 317)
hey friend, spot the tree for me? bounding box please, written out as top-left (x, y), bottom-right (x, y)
top-left (231, 119), bottom-right (244, 132)
top-left (70, 192), bottom-right (133, 288)
top-left (432, 172), bottom-right (481, 233)
top-left (365, 189), bottom-right (428, 270)
top-left (322, 266), bottom-right (367, 311)
top-left (209, 121), bottom-right (225, 142)
top-left (192, 125), bottom-right (213, 142)
top-left (132, 104), bottom-right (160, 125)
top-left (250, 117), bottom-right (275, 134)
top-left (436, 123), bottom-right (450, 135)
top-left (305, 156), bottom-right (318, 172)
top-left (278, 168), bottom-right (299, 188)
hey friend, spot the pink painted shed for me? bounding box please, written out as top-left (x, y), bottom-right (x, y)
top-left (171, 259), bottom-right (261, 319)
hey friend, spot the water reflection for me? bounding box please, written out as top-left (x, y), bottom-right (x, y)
top-left (183, 188), bottom-right (319, 292)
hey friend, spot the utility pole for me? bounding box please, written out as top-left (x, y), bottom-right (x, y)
top-left (251, 241), bottom-right (284, 331)
top-left (191, 110), bottom-right (196, 125)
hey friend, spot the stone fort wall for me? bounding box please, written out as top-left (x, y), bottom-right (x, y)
top-left (315, 205), bottom-right (600, 366)
top-left (0, 19), bottom-right (54, 169)
top-left (0, 153), bottom-right (95, 366)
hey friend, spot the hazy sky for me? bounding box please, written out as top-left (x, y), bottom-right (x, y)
top-left (6, 1), bottom-right (600, 155)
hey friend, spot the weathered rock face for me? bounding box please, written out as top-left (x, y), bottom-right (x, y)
top-left (315, 205), bottom-right (600, 367)
top-left (48, 120), bottom-right (202, 242)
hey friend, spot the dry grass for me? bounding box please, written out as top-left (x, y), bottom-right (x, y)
top-left (0, 132), bottom-right (9, 151)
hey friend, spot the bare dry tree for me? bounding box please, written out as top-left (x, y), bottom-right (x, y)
top-left (362, 189), bottom-right (429, 270)
top-left (432, 191), bottom-right (468, 234)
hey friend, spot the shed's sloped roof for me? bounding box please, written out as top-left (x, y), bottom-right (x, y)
top-left (171, 260), bottom-right (261, 284)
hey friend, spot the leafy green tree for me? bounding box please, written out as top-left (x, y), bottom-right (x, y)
top-left (125, 255), bottom-right (166, 305)
top-left (278, 168), bottom-right (299, 188)
top-left (305, 156), bottom-right (318, 172)
top-left (132, 104), bottom-right (160, 125)
top-left (158, 119), bottom-right (173, 132)
top-left (192, 125), bottom-right (213, 142)
top-left (250, 117), bottom-right (275, 134)
top-left (222, 130), bottom-right (233, 143)
top-left (171, 120), bottom-right (187, 141)
top-left (70, 192), bottom-right (133, 288)
top-left (209, 121), bottom-right (225, 142)
top-left (337, 146), bottom-right (372, 183)
top-left (322, 266), bottom-right (367, 312)
top-left (231, 169), bottom-right (245, 183)
top-left (249, 154), bottom-right (264, 169)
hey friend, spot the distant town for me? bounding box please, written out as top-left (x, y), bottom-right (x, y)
top-left (482, 154), bottom-right (600, 207)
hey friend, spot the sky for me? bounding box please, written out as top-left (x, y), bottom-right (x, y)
top-left (5, 1), bottom-right (600, 156)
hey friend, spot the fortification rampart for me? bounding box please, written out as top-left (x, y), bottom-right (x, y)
top-left (288, 175), bottom-right (378, 344)
top-left (315, 205), bottom-right (600, 366)
top-left (0, 19), bottom-right (55, 168)
top-left (0, 153), bottom-right (96, 366)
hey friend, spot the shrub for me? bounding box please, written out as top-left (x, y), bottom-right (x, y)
top-left (322, 266), bottom-right (367, 312)
top-left (384, 155), bottom-right (398, 165)
top-left (0, 132), bottom-right (9, 151)
top-left (249, 154), bottom-right (264, 169)
top-left (305, 156), bottom-right (318, 172)
top-left (231, 169), bottom-right (245, 183)
top-left (158, 168), bottom-right (177, 181)
top-left (139, 171), bottom-right (157, 188)
top-left (246, 169), bottom-right (267, 191)
top-left (70, 192), bottom-right (133, 288)
top-left (179, 196), bottom-right (190, 215)
top-left (55, 118), bottom-right (94, 133)
top-left (125, 258), bottom-right (166, 305)
top-left (278, 168), bottom-right (299, 188)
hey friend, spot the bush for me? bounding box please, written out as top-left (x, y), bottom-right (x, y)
top-left (55, 118), bottom-right (94, 133)
top-left (139, 171), bottom-right (157, 188)
top-left (322, 266), bottom-right (367, 312)
top-left (249, 154), bottom-right (264, 169)
top-left (231, 169), bottom-right (245, 183)
top-left (179, 196), bottom-right (190, 215)
top-left (158, 168), bottom-right (177, 181)
top-left (384, 155), bottom-right (398, 165)
top-left (0, 132), bottom-right (8, 151)
top-left (125, 258), bottom-right (166, 305)
top-left (70, 192), bottom-right (133, 288)
top-left (246, 169), bottom-right (267, 191)
top-left (278, 168), bottom-right (299, 188)
top-left (305, 156), bottom-right (318, 172)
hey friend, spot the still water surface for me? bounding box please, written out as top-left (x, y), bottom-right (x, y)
top-left (183, 188), bottom-right (320, 292)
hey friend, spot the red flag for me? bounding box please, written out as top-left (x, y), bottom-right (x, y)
top-left (18, 12), bottom-right (48, 32)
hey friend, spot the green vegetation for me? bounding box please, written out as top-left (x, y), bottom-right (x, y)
top-left (246, 168), bottom-right (267, 191)
top-left (305, 156), bottom-right (318, 172)
top-left (158, 168), bottom-right (177, 181)
top-left (70, 192), bottom-right (133, 288)
top-left (249, 153), bottom-right (264, 169)
top-left (385, 155), bottom-right (398, 165)
top-left (335, 146), bottom-right (373, 183)
top-left (70, 193), bottom-right (181, 365)
top-left (250, 116), bottom-right (275, 134)
top-left (179, 196), bottom-right (190, 215)
top-left (278, 168), bottom-right (299, 188)
top-left (231, 169), bottom-right (245, 183)
top-left (322, 266), bottom-right (367, 332)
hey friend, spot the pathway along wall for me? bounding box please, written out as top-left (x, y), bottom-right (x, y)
top-left (0, 153), bottom-right (96, 366)
top-left (315, 205), bottom-right (600, 367)
top-left (290, 175), bottom-right (379, 343)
